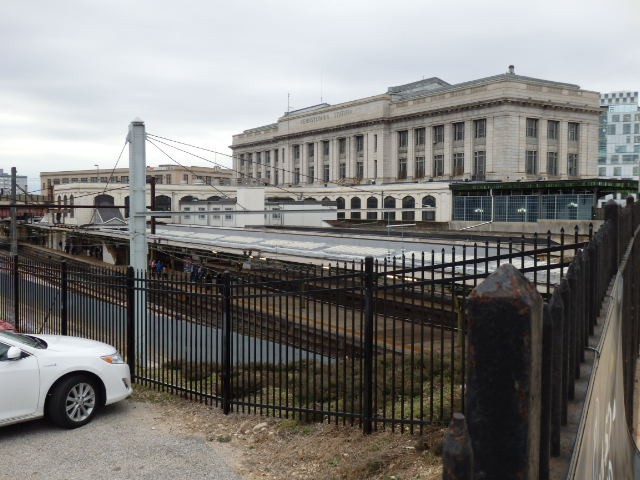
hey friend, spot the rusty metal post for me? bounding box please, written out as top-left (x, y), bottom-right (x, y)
top-left (539, 304), bottom-right (553, 480)
top-left (442, 412), bottom-right (473, 480)
top-left (549, 292), bottom-right (564, 456)
top-left (465, 263), bottom-right (543, 480)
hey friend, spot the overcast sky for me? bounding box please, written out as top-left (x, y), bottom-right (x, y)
top-left (1, 0), bottom-right (639, 192)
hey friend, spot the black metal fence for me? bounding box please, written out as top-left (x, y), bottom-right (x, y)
top-left (0, 228), bottom-right (588, 434)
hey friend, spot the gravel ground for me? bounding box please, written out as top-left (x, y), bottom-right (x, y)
top-left (0, 398), bottom-right (243, 480)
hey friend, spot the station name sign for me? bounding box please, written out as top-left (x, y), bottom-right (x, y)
top-left (300, 109), bottom-right (353, 125)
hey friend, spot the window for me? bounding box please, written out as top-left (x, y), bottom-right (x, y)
top-left (415, 128), bottom-right (425, 147)
top-left (623, 114), bottom-right (632, 122)
top-left (398, 130), bottom-right (408, 150)
top-left (453, 122), bottom-right (465, 141)
top-left (339, 163), bottom-right (346, 179)
top-left (308, 165), bottom-right (315, 184)
top-left (607, 125), bottom-right (617, 135)
top-left (453, 153), bottom-right (464, 176)
top-left (568, 122), bottom-right (579, 141)
top-left (433, 154), bottom-right (444, 177)
top-left (526, 118), bottom-right (538, 138)
top-left (415, 156), bottom-right (425, 178)
top-left (612, 114), bottom-right (620, 122)
top-left (473, 151), bottom-right (486, 180)
top-left (293, 145), bottom-right (300, 160)
top-left (274, 149), bottom-right (279, 163)
top-left (398, 158), bottom-right (407, 179)
top-left (338, 138), bottom-right (346, 156)
top-left (183, 174), bottom-right (189, 183)
top-left (611, 155), bottom-right (619, 163)
top-left (599, 167), bottom-right (607, 176)
top-left (547, 121), bottom-right (559, 140)
top-left (547, 152), bottom-right (558, 176)
top-left (90, 177), bottom-right (97, 183)
top-left (294, 168), bottom-right (300, 184)
top-left (614, 167), bottom-right (622, 176)
top-left (615, 145), bottom-right (628, 153)
top-left (474, 119), bottom-right (486, 139)
top-left (623, 124), bottom-right (631, 135)
top-left (53, 179), bottom-right (60, 185)
top-left (374, 134), bottom-right (378, 153)
top-left (62, 178), bottom-right (69, 184)
top-left (635, 124), bottom-right (639, 134)
top-left (80, 177), bottom-right (88, 183)
top-left (567, 153), bottom-right (579, 176)
top-left (526, 150), bottom-right (538, 174)
top-left (433, 125), bottom-right (444, 144)
top-left (323, 165), bottom-right (330, 183)
top-left (356, 161), bottom-right (364, 179)
top-left (355, 135), bottom-right (364, 153)
top-left (308, 143), bottom-right (314, 158)
top-left (322, 140), bottom-right (330, 157)
top-left (264, 151), bottom-right (271, 164)
top-left (71, 178), bottom-right (78, 183)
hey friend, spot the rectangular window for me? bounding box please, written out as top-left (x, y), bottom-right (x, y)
top-left (355, 135), bottom-right (364, 153)
top-left (183, 174), bottom-right (189, 182)
top-left (415, 128), bottom-right (425, 147)
top-left (623, 114), bottom-right (632, 122)
top-left (398, 158), bottom-right (407, 179)
top-left (607, 124), bottom-right (617, 135)
top-left (612, 114), bottom-right (620, 122)
top-left (547, 120), bottom-right (559, 140)
top-left (308, 143), bottom-right (314, 158)
top-left (526, 150), bottom-right (538, 174)
top-left (339, 163), bottom-right (346, 179)
top-left (599, 167), bottom-right (607, 176)
top-left (323, 165), bottom-right (330, 183)
top-left (415, 156), bottom-right (425, 178)
top-left (274, 149), bottom-right (279, 163)
top-left (398, 130), bottom-right (408, 150)
top-left (474, 119), bottom-right (486, 139)
top-left (433, 154), bottom-right (444, 177)
top-left (71, 178), bottom-right (78, 183)
top-left (635, 124), bottom-right (639, 134)
top-left (433, 125), bottom-right (444, 144)
top-left (294, 167), bottom-right (300, 184)
top-left (623, 124), bottom-right (632, 135)
top-left (473, 151), bottom-right (486, 180)
top-left (356, 161), bottom-right (364, 179)
top-left (338, 138), bottom-right (346, 156)
top-left (526, 118), bottom-right (538, 138)
top-left (453, 152), bottom-right (464, 176)
top-left (308, 165), bottom-right (314, 184)
top-left (614, 167), bottom-right (622, 176)
top-left (453, 122), bottom-right (465, 142)
top-left (322, 140), bottom-right (330, 157)
top-left (546, 152), bottom-right (558, 176)
top-left (567, 153), bottom-right (579, 176)
top-left (568, 122), bottom-right (579, 142)
top-left (611, 155), bottom-right (619, 163)
top-left (264, 151), bottom-right (270, 164)
top-left (293, 145), bottom-right (300, 160)
top-left (80, 177), bottom-right (88, 183)
top-left (62, 178), bottom-right (69, 184)
top-left (374, 134), bottom-right (378, 153)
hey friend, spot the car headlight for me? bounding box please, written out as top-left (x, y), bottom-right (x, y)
top-left (101, 352), bottom-right (125, 364)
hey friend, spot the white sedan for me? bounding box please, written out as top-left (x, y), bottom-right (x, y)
top-left (0, 331), bottom-right (132, 429)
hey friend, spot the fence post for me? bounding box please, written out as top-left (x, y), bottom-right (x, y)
top-left (12, 256), bottom-right (19, 331)
top-left (539, 304), bottom-right (553, 480)
top-left (442, 412), bottom-right (473, 480)
top-left (126, 266), bottom-right (135, 379)
top-left (549, 291), bottom-right (564, 456)
top-left (604, 199), bottom-right (620, 266)
top-left (362, 256), bottom-right (374, 435)
top-left (221, 271), bottom-right (233, 415)
top-left (465, 263), bottom-right (542, 480)
top-left (60, 260), bottom-right (68, 335)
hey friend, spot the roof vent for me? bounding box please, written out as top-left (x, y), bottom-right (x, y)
top-left (508, 65), bottom-right (515, 74)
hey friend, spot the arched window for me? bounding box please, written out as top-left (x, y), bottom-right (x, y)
top-left (350, 197), bottom-right (361, 219)
top-left (63, 195), bottom-right (68, 219)
top-left (402, 196), bottom-right (415, 221)
top-left (155, 195), bottom-right (171, 211)
top-left (179, 195), bottom-right (197, 204)
top-left (336, 197), bottom-right (345, 219)
top-left (207, 196), bottom-right (222, 201)
top-left (366, 196), bottom-right (378, 220)
top-left (70, 195), bottom-right (74, 219)
top-left (383, 196), bottom-right (396, 221)
top-left (422, 195), bottom-right (436, 221)
top-left (94, 194), bottom-right (115, 207)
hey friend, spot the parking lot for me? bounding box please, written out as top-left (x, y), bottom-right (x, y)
top-left (0, 398), bottom-right (243, 480)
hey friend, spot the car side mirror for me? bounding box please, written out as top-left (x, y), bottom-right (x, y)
top-left (6, 346), bottom-right (22, 360)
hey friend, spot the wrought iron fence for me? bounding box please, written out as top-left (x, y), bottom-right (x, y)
top-left (0, 228), bottom-right (588, 434)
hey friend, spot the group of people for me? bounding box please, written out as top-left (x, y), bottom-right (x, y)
top-left (183, 260), bottom-right (209, 283)
top-left (149, 259), bottom-right (167, 277)
top-left (58, 240), bottom-right (102, 259)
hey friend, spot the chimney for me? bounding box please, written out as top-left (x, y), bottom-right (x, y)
top-left (508, 65), bottom-right (515, 74)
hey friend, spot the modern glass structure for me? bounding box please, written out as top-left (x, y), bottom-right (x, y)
top-left (599, 91), bottom-right (640, 180)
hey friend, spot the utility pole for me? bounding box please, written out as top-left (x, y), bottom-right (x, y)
top-left (10, 167), bottom-right (17, 256)
top-left (128, 118), bottom-right (148, 271)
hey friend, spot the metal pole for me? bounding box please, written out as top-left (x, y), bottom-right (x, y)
top-left (362, 256), bottom-right (374, 434)
top-left (10, 167), bottom-right (17, 256)
top-left (128, 118), bottom-right (148, 271)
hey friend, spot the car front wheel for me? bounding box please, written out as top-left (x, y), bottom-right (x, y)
top-left (47, 375), bottom-right (98, 428)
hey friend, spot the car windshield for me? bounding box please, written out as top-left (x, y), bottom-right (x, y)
top-left (0, 331), bottom-right (47, 349)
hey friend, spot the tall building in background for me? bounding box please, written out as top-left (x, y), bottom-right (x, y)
top-left (0, 169), bottom-right (28, 195)
top-left (599, 91), bottom-right (640, 179)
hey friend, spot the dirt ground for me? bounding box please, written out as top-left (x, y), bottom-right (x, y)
top-left (133, 387), bottom-right (444, 480)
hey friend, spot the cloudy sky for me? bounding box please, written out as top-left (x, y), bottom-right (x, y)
top-left (1, 0), bottom-right (639, 192)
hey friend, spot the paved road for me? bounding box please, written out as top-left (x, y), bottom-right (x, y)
top-left (0, 399), bottom-right (243, 480)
